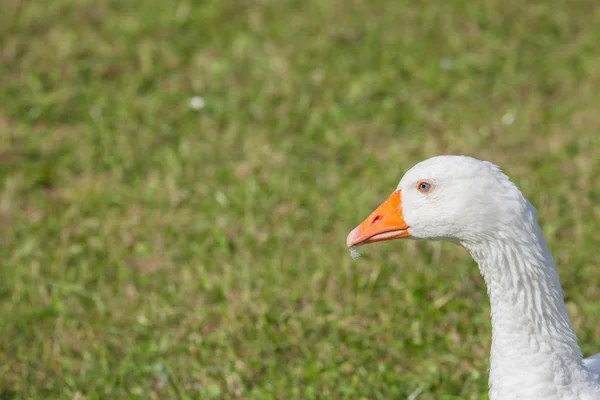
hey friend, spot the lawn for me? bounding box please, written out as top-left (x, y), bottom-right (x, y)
top-left (2, 0), bottom-right (600, 398)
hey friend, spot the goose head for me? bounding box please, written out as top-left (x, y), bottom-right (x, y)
top-left (346, 155), bottom-right (533, 249)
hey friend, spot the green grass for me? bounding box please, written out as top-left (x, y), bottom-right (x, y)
top-left (2, 0), bottom-right (600, 398)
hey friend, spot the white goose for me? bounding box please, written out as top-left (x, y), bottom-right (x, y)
top-left (346, 155), bottom-right (600, 400)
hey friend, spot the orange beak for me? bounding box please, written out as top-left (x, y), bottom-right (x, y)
top-left (346, 190), bottom-right (410, 248)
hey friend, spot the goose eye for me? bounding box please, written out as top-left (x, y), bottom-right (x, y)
top-left (417, 181), bottom-right (432, 193)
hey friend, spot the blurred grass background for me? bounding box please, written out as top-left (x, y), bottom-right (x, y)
top-left (2, 0), bottom-right (600, 398)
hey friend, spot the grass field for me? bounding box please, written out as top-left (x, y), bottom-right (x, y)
top-left (2, 0), bottom-right (600, 398)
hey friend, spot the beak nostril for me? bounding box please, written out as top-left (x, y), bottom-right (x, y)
top-left (371, 215), bottom-right (382, 225)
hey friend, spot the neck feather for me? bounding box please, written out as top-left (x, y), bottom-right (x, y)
top-left (464, 221), bottom-right (595, 399)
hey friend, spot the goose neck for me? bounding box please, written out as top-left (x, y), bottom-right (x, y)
top-left (465, 231), bottom-right (591, 399)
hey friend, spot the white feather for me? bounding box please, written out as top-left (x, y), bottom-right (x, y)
top-left (349, 246), bottom-right (361, 260)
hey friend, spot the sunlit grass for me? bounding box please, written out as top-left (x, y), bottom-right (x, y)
top-left (1, 0), bottom-right (600, 398)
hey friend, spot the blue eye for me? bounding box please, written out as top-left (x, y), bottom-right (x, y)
top-left (418, 181), bottom-right (432, 192)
